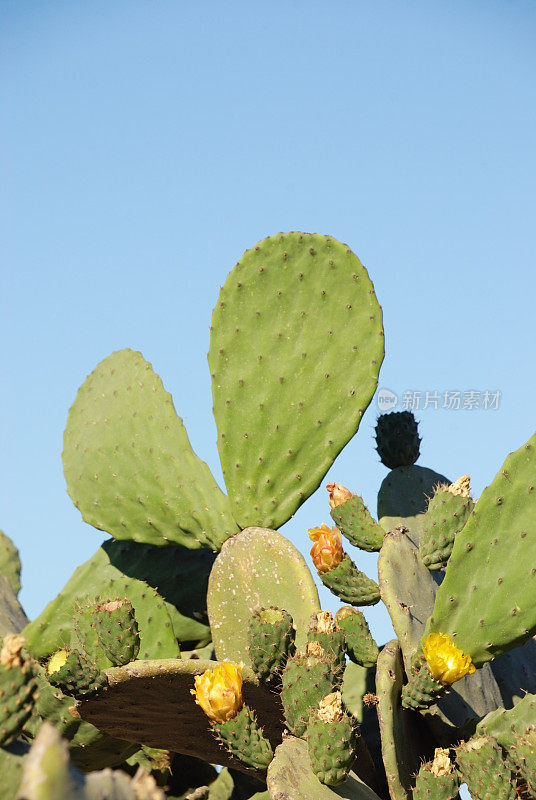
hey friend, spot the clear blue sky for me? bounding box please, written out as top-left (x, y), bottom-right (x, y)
top-left (2, 0), bottom-right (535, 660)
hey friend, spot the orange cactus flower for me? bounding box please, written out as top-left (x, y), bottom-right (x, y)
top-left (308, 524), bottom-right (344, 574)
top-left (191, 662), bottom-right (243, 723)
top-left (423, 633), bottom-right (475, 684)
top-left (326, 483), bottom-right (354, 509)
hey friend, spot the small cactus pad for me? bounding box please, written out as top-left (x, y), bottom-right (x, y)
top-left (401, 656), bottom-right (446, 710)
top-left (208, 232), bottom-right (384, 530)
top-left (320, 555), bottom-right (381, 606)
top-left (330, 495), bottom-right (384, 552)
top-left (412, 749), bottom-right (460, 800)
top-left (207, 527), bottom-right (320, 664)
top-left (214, 705), bottom-right (273, 771)
top-left (0, 530), bottom-right (21, 597)
top-left (419, 479), bottom-right (474, 571)
top-left (0, 635), bottom-right (38, 746)
top-left (426, 433), bottom-right (536, 665)
top-left (335, 608), bottom-right (379, 668)
top-left (454, 735), bottom-right (518, 800)
top-left (267, 736), bottom-right (383, 800)
top-left (47, 648), bottom-right (108, 698)
top-left (306, 692), bottom-right (358, 786)
top-left (93, 598), bottom-right (140, 666)
top-left (511, 726), bottom-right (536, 797)
top-left (377, 465), bottom-right (450, 535)
top-left (375, 411), bottom-right (421, 469)
top-left (247, 607), bottom-right (296, 682)
top-left (281, 648), bottom-right (342, 737)
top-left (62, 349), bottom-right (239, 549)
top-left (0, 574), bottom-right (29, 642)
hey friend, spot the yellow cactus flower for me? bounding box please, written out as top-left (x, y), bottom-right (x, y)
top-left (48, 649), bottom-right (69, 675)
top-left (191, 662), bottom-right (243, 723)
top-left (422, 633), bottom-right (475, 684)
top-left (326, 482), bottom-right (354, 509)
top-left (308, 524), bottom-right (344, 574)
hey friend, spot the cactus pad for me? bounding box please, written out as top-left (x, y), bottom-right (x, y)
top-left (47, 648), bottom-right (108, 698)
top-left (214, 705), bottom-right (273, 771)
top-left (330, 495), bottom-right (384, 552)
top-left (412, 750), bottom-right (460, 800)
top-left (426, 433), bottom-right (536, 664)
top-left (0, 636), bottom-right (38, 746)
top-left (93, 598), bottom-right (140, 666)
top-left (281, 649), bottom-right (342, 737)
top-left (207, 527), bottom-right (319, 664)
top-left (208, 232), bottom-right (384, 529)
top-left (454, 735), bottom-right (517, 800)
top-left (320, 555), bottom-right (380, 606)
top-left (0, 530), bottom-right (21, 597)
top-left (419, 480), bottom-right (474, 571)
top-left (335, 608), bottom-right (378, 668)
top-left (62, 348), bottom-right (239, 549)
top-left (247, 607), bottom-right (295, 682)
top-left (377, 465), bottom-right (449, 535)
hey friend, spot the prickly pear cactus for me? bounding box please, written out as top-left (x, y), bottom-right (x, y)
top-left (3, 231), bottom-right (536, 800)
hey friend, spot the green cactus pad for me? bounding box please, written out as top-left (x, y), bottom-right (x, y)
top-left (426, 433), bottom-right (536, 665)
top-left (477, 691), bottom-right (536, 751)
top-left (93, 598), bottom-right (140, 666)
top-left (375, 411), bottom-right (421, 469)
top-left (281, 650), bottom-right (342, 737)
top-left (330, 495), bottom-right (384, 552)
top-left (47, 648), bottom-right (108, 698)
top-left (77, 658), bottom-right (285, 778)
top-left (377, 465), bottom-right (449, 535)
top-left (208, 232), bottom-right (384, 530)
top-left (267, 736), bottom-right (383, 800)
top-left (0, 530), bottom-right (21, 597)
top-left (306, 710), bottom-right (358, 786)
top-left (401, 656), bottom-right (446, 710)
top-left (376, 641), bottom-right (436, 800)
top-left (0, 740), bottom-right (28, 800)
top-left (62, 348), bottom-right (239, 549)
top-left (207, 527), bottom-right (319, 665)
top-left (0, 652), bottom-right (38, 746)
top-left (319, 555), bottom-right (380, 606)
top-left (412, 754), bottom-right (460, 800)
top-left (307, 612), bottom-right (346, 670)
top-left (511, 726), bottom-right (536, 797)
top-left (454, 735), bottom-right (517, 800)
top-left (23, 538), bottom-right (215, 664)
top-left (335, 608), bottom-right (378, 668)
top-left (214, 705), bottom-right (273, 771)
top-left (420, 485), bottom-right (474, 571)
top-left (247, 607), bottom-right (296, 682)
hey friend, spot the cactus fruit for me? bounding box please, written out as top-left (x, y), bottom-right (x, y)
top-left (93, 598), bottom-right (140, 666)
top-left (0, 635), bottom-right (37, 747)
top-left (335, 608), bottom-right (378, 668)
top-left (454, 735), bottom-right (518, 800)
top-left (248, 607), bottom-right (295, 682)
top-left (281, 645), bottom-right (343, 737)
top-left (47, 648), bottom-right (108, 698)
top-left (214, 706), bottom-right (273, 771)
top-left (328, 487), bottom-right (384, 552)
top-left (318, 555), bottom-right (381, 606)
top-left (375, 411), bottom-right (421, 469)
top-left (401, 655), bottom-right (446, 710)
top-left (412, 748), bottom-right (460, 800)
top-left (307, 612), bottom-right (346, 671)
top-left (419, 476), bottom-right (474, 570)
top-left (305, 692), bottom-right (358, 786)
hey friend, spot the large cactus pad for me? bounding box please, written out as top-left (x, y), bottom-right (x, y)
top-left (209, 232), bottom-right (384, 529)
top-left (427, 433), bottom-right (536, 664)
top-left (63, 349), bottom-right (239, 549)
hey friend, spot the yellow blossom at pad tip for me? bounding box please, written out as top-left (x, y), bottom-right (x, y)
top-left (422, 633), bottom-right (475, 684)
top-left (191, 662), bottom-right (243, 724)
top-left (308, 524), bottom-right (344, 574)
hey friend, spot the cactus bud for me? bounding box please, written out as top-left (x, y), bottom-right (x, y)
top-left (326, 483), bottom-right (354, 509)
